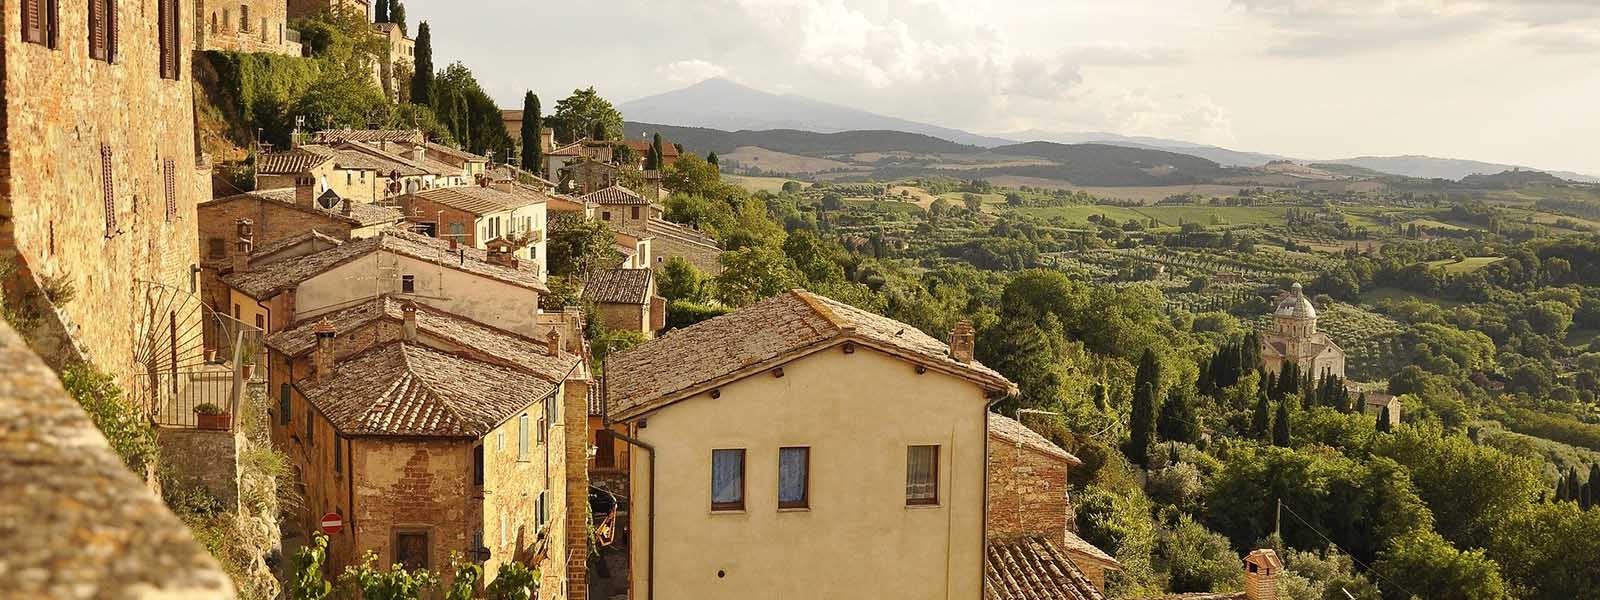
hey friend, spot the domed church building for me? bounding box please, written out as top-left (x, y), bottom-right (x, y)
top-left (1261, 283), bottom-right (1345, 380)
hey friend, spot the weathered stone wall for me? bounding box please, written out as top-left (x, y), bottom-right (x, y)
top-left (2, 0), bottom-right (207, 384)
top-left (562, 378), bottom-right (590, 600)
top-left (986, 435), bottom-right (1070, 541)
top-left (596, 302), bottom-right (649, 337)
top-left (197, 0), bottom-right (301, 56)
top-left (159, 427), bottom-right (245, 510)
top-left (285, 0), bottom-right (368, 20)
top-left (646, 232), bottom-right (722, 275)
top-left (198, 195), bottom-right (357, 269)
top-left (352, 438), bottom-right (475, 574)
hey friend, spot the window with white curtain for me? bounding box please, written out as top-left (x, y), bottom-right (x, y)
top-left (711, 449), bottom-right (745, 511)
top-left (778, 447), bottom-right (809, 509)
top-left (906, 445), bottom-right (939, 506)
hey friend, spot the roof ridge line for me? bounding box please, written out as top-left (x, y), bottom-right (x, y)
top-left (790, 288), bottom-right (848, 333)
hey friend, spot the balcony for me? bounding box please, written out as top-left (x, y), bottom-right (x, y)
top-left (132, 280), bottom-right (264, 431)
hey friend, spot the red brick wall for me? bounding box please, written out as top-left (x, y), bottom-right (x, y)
top-left (986, 434), bottom-right (1070, 541)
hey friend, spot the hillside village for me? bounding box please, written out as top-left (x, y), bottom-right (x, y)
top-left (3, 2), bottom-right (1600, 600)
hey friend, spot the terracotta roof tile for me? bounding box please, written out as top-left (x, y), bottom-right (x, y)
top-left (582, 185), bottom-right (648, 206)
top-left (298, 343), bottom-right (558, 437)
top-left (1060, 530), bottom-right (1121, 567)
top-left (989, 413), bottom-right (1082, 465)
top-left (257, 148), bottom-right (332, 174)
top-left (645, 218), bottom-right (719, 250)
top-left (250, 229), bottom-right (345, 264)
top-left (309, 129), bottom-right (425, 144)
top-left (607, 289), bottom-right (1015, 420)
top-left (223, 228), bottom-right (547, 299)
top-left (985, 536), bottom-right (1105, 600)
top-left (410, 185), bottom-right (545, 216)
top-left (582, 269), bottom-right (653, 305)
top-left (199, 190), bottom-right (405, 228)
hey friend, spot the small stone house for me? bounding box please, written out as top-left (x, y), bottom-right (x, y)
top-left (585, 185), bottom-right (658, 232)
top-left (606, 289), bottom-right (1017, 599)
top-left (565, 158), bottom-right (622, 196)
top-left (1362, 392), bottom-right (1401, 427)
top-left (263, 298), bottom-right (590, 593)
top-left (580, 268), bottom-right (665, 338)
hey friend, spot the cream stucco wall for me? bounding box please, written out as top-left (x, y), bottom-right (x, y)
top-left (293, 252), bottom-right (541, 336)
top-left (627, 344), bottom-right (990, 600)
top-left (475, 202), bottom-right (548, 278)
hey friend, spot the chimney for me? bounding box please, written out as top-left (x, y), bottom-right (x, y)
top-left (545, 329), bottom-right (561, 356)
top-left (491, 179), bottom-right (513, 193)
top-left (411, 144), bottom-right (425, 165)
top-left (295, 176), bottom-right (315, 207)
top-left (232, 219), bottom-right (255, 273)
top-left (1243, 549), bottom-right (1281, 600)
top-left (948, 320), bottom-right (975, 363)
top-left (487, 243), bottom-right (518, 269)
top-left (540, 127), bottom-right (554, 153)
top-left (340, 198), bottom-right (352, 216)
top-left (401, 301), bottom-right (418, 342)
top-left (313, 319), bottom-right (337, 385)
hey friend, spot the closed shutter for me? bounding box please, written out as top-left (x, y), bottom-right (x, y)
top-left (158, 0), bottom-right (179, 79)
top-left (100, 145), bottom-right (116, 236)
top-left (24, 0), bottom-right (43, 44)
top-left (106, 0), bottom-right (117, 62)
top-left (88, 0), bottom-right (106, 61)
top-left (163, 159), bottom-right (177, 222)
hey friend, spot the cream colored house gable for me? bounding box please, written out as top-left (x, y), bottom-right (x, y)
top-left (625, 343), bottom-right (991, 600)
top-left (294, 252), bottom-right (542, 336)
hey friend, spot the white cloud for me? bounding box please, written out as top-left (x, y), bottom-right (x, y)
top-left (654, 60), bottom-right (730, 85)
top-left (1231, 0), bottom-right (1600, 55)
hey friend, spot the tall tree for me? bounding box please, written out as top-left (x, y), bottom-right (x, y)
top-left (646, 133), bottom-right (664, 170)
top-left (374, 0), bottom-right (389, 22)
top-left (1377, 406), bottom-right (1392, 433)
top-left (552, 87), bottom-right (624, 143)
top-left (1273, 399), bottom-right (1292, 447)
top-left (519, 91), bottom-right (542, 172)
top-left (1127, 348), bottom-right (1162, 468)
top-left (707, 151), bottom-right (720, 169)
top-left (1251, 388), bottom-right (1272, 441)
top-left (1158, 387), bottom-right (1200, 444)
top-left (390, 1), bottom-right (407, 34)
top-left (591, 120), bottom-right (607, 141)
top-left (410, 22), bottom-right (433, 106)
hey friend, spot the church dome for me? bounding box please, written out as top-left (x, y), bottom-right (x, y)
top-left (1274, 282), bottom-right (1317, 320)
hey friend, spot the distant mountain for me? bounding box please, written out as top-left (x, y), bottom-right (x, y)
top-left (618, 78), bottom-right (1014, 148)
top-left (983, 130), bottom-right (1287, 167)
top-left (986, 142), bottom-right (1236, 187)
top-left (622, 122), bottom-right (979, 157)
top-left (1322, 155), bottom-right (1600, 184)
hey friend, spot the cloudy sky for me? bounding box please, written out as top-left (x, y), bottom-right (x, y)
top-left (407, 0), bottom-right (1600, 173)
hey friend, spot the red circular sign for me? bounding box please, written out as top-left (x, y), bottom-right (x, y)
top-left (320, 512), bottom-right (343, 535)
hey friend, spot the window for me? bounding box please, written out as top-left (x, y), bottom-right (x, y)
top-left (100, 145), bottom-right (116, 235)
top-left (906, 445), bottom-right (939, 506)
top-left (594, 430), bottom-right (615, 468)
top-left (711, 449), bottom-right (745, 511)
top-left (334, 436), bottom-right (342, 473)
top-left (779, 447), bottom-right (810, 509)
top-left (162, 159), bottom-right (177, 219)
top-left (254, 314), bottom-right (264, 331)
top-left (394, 531), bottom-right (429, 571)
top-left (631, 206), bottom-right (640, 220)
top-left (208, 238), bottom-right (226, 258)
top-left (209, 12), bottom-right (216, 34)
top-left (536, 413), bottom-right (547, 445)
top-left (517, 413), bottom-right (529, 460)
top-left (497, 429), bottom-right (505, 451)
top-left (306, 404), bottom-right (314, 443)
top-left (400, 274), bottom-right (415, 293)
top-left (23, 0), bottom-right (59, 48)
top-left (157, 0), bottom-right (178, 80)
top-left (473, 444), bottom-right (484, 486)
top-left (238, 5), bottom-right (249, 31)
top-left (278, 384), bottom-right (291, 426)
top-left (536, 490), bottom-right (549, 531)
top-left (87, 0), bottom-right (116, 63)
top-left (602, 211), bottom-right (611, 221)
top-left (259, 17), bottom-right (267, 42)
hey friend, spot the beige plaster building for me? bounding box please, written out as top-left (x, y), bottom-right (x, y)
top-left (397, 180), bottom-right (549, 274)
top-left (605, 290), bottom-right (1016, 600)
top-left (372, 22), bottom-right (413, 101)
top-left (262, 296), bottom-right (590, 594)
top-left (1260, 283), bottom-right (1345, 380)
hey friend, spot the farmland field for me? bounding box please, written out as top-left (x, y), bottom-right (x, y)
top-left (724, 174), bottom-right (796, 193)
top-left (1425, 256), bottom-right (1506, 274)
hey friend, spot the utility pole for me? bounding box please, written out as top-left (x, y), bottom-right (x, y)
top-left (1275, 498), bottom-right (1283, 540)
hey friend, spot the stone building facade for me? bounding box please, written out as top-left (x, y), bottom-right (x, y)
top-left (372, 22), bottom-right (412, 102)
top-left (2, 0), bottom-right (208, 380)
top-left (197, 0), bottom-right (302, 56)
top-left (286, 0), bottom-right (368, 20)
top-left (1260, 283), bottom-right (1345, 380)
top-left (986, 414), bottom-right (1078, 541)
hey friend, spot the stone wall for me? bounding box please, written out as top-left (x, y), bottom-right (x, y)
top-left (159, 427), bottom-right (245, 511)
top-left (197, 0), bottom-right (301, 56)
top-left (353, 438), bottom-right (475, 574)
top-left (285, 0), bottom-right (368, 20)
top-left (0, 319), bottom-right (234, 598)
top-left (2, 0), bottom-right (208, 384)
top-left (646, 231), bottom-right (722, 275)
top-left (562, 379), bottom-right (591, 600)
top-left (986, 435), bottom-right (1071, 541)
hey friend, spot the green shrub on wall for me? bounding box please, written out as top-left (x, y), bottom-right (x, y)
top-left (203, 50), bottom-right (322, 149)
top-left (61, 363), bottom-right (158, 474)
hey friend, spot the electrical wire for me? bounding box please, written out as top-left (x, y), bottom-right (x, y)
top-left (1277, 500), bottom-right (1419, 600)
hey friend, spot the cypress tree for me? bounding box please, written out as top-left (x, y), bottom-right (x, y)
top-left (1556, 477), bottom-right (1569, 502)
top-left (651, 133), bottom-right (664, 170)
top-left (375, 0), bottom-right (389, 22)
top-left (1273, 399), bottom-right (1292, 447)
top-left (1198, 352), bottom-right (1216, 396)
top-left (1242, 332), bottom-right (1262, 372)
top-left (1376, 406), bottom-right (1391, 433)
top-left (1589, 464), bottom-right (1600, 508)
top-left (1251, 388), bottom-right (1272, 441)
top-left (1158, 387), bottom-right (1199, 444)
top-left (519, 92), bottom-right (542, 172)
top-left (708, 151), bottom-right (720, 168)
top-left (1567, 467), bottom-right (1582, 503)
top-left (1127, 349), bottom-right (1162, 468)
top-left (411, 23), bottom-right (433, 106)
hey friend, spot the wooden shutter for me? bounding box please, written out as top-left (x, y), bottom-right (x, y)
top-left (24, 0), bottom-right (43, 44)
top-left (107, 0), bottom-right (117, 62)
top-left (100, 145), bottom-right (116, 236)
top-left (163, 159), bottom-right (177, 222)
top-left (88, 0), bottom-right (105, 61)
top-left (158, 0), bottom-right (175, 79)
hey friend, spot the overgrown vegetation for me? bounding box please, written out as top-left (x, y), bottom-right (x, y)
top-left (61, 363), bottom-right (158, 473)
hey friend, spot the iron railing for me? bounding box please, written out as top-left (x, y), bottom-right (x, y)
top-left (147, 366), bottom-right (242, 428)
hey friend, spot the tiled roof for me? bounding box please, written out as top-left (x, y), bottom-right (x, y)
top-left (985, 536), bottom-right (1105, 600)
top-left (423, 141), bottom-right (488, 163)
top-left (297, 343), bottom-right (558, 437)
top-left (582, 269), bottom-right (653, 305)
top-left (250, 229), bottom-right (345, 263)
top-left (547, 193), bottom-right (595, 212)
top-left (325, 143), bottom-right (433, 177)
top-left (257, 148), bottom-right (332, 175)
top-left (990, 413), bottom-right (1082, 465)
top-left (411, 185), bottom-right (544, 216)
top-left (583, 185), bottom-right (647, 206)
top-left (588, 376), bottom-right (605, 416)
top-left (1061, 530), bottom-right (1121, 567)
top-left (223, 228), bottom-right (547, 299)
top-left (0, 321), bottom-right (235, 599)
top-left (548, 142), bottom-right (585, 157)
top-left (267, 296), bottom-right (579, 383)
top-left (607, 289), bottom-right (1015, 420)
top-left (199, 190), bottom-right (405, 227)
top-left (646, 218), bottom-right (719, 250)
top-left (623, 139), bottom-right (681, 158)
top-left (309, 129), bottom-right (425, 144)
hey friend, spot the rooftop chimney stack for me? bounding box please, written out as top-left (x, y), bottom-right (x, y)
top-left (1243, 549), bottom-right (1281, 600)
top-left (341, 198), bottom-right (352, 216)
top-left (232, 219), bottom-right (255, 274)
top-left (313, 319), bottom-right (337, 385)
top-left (411, 144), bottom-right (425, 165)
top-left (294, 176), bottom-right (315, 207)
top-left (949, 320), bottom-right (975, 363)
top-left (401, 301), bottom-right (418, 342)
top-left (545, 330), bottom-right (561, 356)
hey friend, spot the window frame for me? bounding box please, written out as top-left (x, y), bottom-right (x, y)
top-left (710, 448), bottom-right (746, 512)
top-left (594, 429), bottom-right (615, 469)
top-left (517, 413), bottom-right (530, 461)
top-left (905, 445), bottom-right (940, 506)
top-left (157, 0), bottom-right (179, 80)
top-left (87, 0), bottom-right (117, 63)
top-left (393, 530), bottom-right (430, 571)
top-left (777, 446), bottom-right (810, 510)
top-left (473, 444), bottom-right (485, 486)
top-left (278, 384), bottom-right (291, 426)
top-left (23, 0), bottom-right (60, 48)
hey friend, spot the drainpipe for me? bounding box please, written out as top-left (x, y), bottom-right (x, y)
top-left (600, 346), bottom-right (657, 600)
top-left (981, 391), bottom-right (1005, 600)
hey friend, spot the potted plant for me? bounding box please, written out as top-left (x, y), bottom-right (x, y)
top-left (194, 402), bottom-right (231, 430)
top-left (238, 344), bottom-right (257, 381)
